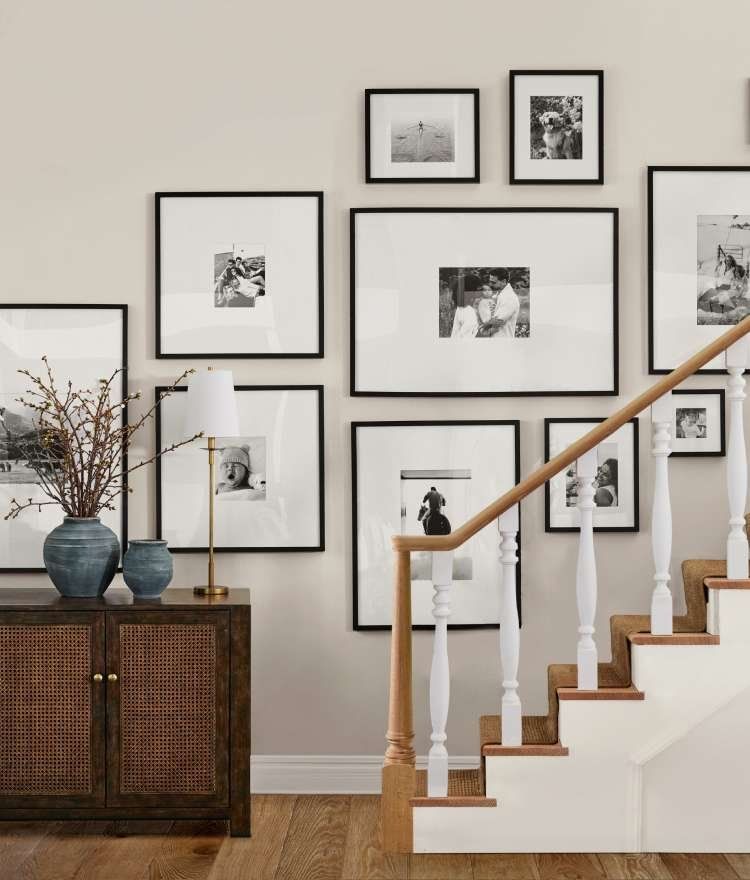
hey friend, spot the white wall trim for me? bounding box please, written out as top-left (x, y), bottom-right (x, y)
top-left (250, 755), bottom-right (479, 794)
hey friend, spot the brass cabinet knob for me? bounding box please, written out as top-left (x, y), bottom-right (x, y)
top-left (107, 673), bottom-right (118, 682)
top-left (93, 673), bottom-right (103, 682)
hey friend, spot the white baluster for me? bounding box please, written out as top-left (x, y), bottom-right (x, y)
top-left (726, 339), bottom-right (749, 579)
top-left (651, 394), bottom-right (673, 635)
top-left (576, 448), bottom-right (598, 690)
top-left (498, 505), bottom-right (521, 746)
top-left (427, 550), bottom-right (452, 797)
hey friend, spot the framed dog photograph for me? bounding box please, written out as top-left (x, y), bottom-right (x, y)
top-left (352, 420), bottom-right (520, 629)
top-left (649, 167), bottom-right (750, 373)
top-left (350, 207), bottom-right (618, 396)
top-left (156, 385), bottom-right (324, 551)
top-left (0, 304), bottom-right (128, 571)
top-left (156, 192), bottom-right (323, 359)
top-left (544, 418), bottom-right (639, 533)
top-left (365, 89), bottom-right (479, 183)
top-left (509, 70), bottom-right (603, 184)
top-left (670, 389), bottom-right (725, 457)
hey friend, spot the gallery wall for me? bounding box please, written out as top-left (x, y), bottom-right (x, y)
top-left (1, 0), bottom-right (749, 758)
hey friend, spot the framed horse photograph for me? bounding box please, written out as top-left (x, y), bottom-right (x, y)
top-left (351, 420), bottom-right (520, 630)
top-left (649, 166), bottom-right (750, 373)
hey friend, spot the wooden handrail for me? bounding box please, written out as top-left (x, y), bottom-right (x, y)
top-left (392, 318), bottom-right (750, 553)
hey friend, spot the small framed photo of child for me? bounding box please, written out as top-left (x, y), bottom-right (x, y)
top-left (509, 70), bottom-right (603, 185)
top-left (156, 385), bottom-right (324, 551)
top-left (670, 389), bottom-right (725, 457)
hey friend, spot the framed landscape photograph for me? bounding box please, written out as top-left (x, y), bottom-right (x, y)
top-left (351, 207), bottom-right (618, 396)
top-left (670, 389), bottom-right (725, 457)
top-left (365, 89), bottom-right (479, 183)
top-left (0, 305), bottom-right (128, 571)
top-left (352, 420), bottom-right (520, 630)
top-left (649, 167), bottom-right (750, 373)
top-left (156, 192), bottom-right (323, 359)
top-left (156, 385), bottom-right (324, 551)
top-left (509, 70), bottom-right (603, 184)
top-left (544, 417), bottom-right (639, 533)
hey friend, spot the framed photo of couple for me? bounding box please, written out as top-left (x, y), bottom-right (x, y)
top-left (544, 417), bottom-right (639, 533)
top-left (351, 420), bottom-right (520, 630)
top-left (350, 207), bottom-right (618, 396)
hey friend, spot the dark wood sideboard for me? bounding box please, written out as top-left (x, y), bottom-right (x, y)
top-left (0, 588), bottom-right (251, 836)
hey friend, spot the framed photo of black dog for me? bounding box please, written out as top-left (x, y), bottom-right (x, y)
top-left (509, 70), bottom-right (603, 185)
top-left (156, 385), bottom-right (324, 552)
top-left (351, 420), bottom-right (520, 630)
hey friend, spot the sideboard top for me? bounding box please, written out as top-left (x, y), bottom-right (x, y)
top-left (0, 587), bottom-right (251, 610)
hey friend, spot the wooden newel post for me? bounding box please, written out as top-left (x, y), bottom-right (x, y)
top-left (382, 548), bottom-right (416, 853)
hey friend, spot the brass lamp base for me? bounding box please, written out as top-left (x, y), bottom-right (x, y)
top-left (193, 585), bottom-right (229, 597)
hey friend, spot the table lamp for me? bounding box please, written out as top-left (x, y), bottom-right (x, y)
top-left (183, 368), bottom-right (239, 596)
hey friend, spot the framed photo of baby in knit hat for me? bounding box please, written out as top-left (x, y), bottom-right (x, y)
top-left (155, 385), bottom-right (324, 551)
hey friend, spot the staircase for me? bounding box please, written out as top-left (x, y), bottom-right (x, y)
top-left (380, 319), bottom-right (750, 854)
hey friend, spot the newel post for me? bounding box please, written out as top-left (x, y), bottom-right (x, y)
top-left (726, 339), bottom-right (749, 579)
top-left (650, 391), bottom-right (673, 634)
top-left (382, 549), bottom-right (416, 853)
top-left (498, 505), bottom-right (522, 746)
top-left (576, 448), bottom-right (599, 690)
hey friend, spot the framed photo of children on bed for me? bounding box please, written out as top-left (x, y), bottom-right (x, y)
top-left (509, 70), bottom-right (603, 184)
top-left (156, 192), bottom-right (323, 359)
top-left (649, 167), bottom-right (750, 373)
top-left (351, 420), bottom-right (520, 630)
top-left (350, 207), bottom-right (618, 396)
top-left (544, 418), bottom-right (639, 533)
top-left (156, 385), bottom-right (324, 551)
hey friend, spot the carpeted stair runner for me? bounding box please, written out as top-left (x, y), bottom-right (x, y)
top-left (415, 768), bottom-right (484, 798)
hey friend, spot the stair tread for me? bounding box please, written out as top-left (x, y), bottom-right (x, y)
top-left (705, 577), bottom-right (750, 589)
top-left (482, 742), bottom-right (569, 757)
top-left (557, 686), bottom-right (645, 700)
top-left (412, 768), bottom-right (496, 806)
top-left (628, 632), bottom-right (719, 645)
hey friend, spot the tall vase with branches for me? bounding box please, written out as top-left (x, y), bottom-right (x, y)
top-left (4, 358), bottom-right (201, 596)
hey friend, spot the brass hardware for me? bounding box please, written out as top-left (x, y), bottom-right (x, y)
top-left (107, 673), bottom-right (118, 682)
top-left (193, 433), bottom-right (229, 598)
top-left (93, 673), bottom-right (103, 682)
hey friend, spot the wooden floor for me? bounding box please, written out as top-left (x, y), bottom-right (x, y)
top-left (1, 795), bottom-right (748, 879)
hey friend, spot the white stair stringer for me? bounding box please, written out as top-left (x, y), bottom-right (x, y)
top-left (412, 588), bottom-right (750, 853)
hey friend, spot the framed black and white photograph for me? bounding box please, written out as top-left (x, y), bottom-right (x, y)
top-left (0, 305), bottom-right (128, 571)
top-left (544, 418), bottom-right (639, 532)
top-left (351, 208), bottom-right (618, 396)
top-left (649, 167), bottom-right (750, 373)
top-left (365, 89), bottom-right (479, 183)
top-left (156, 385), bottom-right (324, 551)
top-left (509, 71), bottom-right (603, 185)
top-left (352, 420), bottom-right (520, 629)
top-left (670, 389), bottom-right (725, 457)
top-left (156, 192), bottom-right (323, 359)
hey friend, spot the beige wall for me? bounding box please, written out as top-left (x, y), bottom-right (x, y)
top-left (1, 0), bottom-right (749, 757)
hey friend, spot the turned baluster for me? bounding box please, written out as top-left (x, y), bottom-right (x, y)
top-left (498, 505), bottom-right (521, 746)
top-left (726, 339), bottom-right (749, 579)
top-left (651, 393), bottom-right (673, 635)
top-left (576, 448), bottom-right (598, 690)
top-left (427, 550), bottom-right (453, 797)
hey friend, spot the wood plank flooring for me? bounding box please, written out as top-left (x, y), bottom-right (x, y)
top-left (0, 796), bottom-right (745, 880)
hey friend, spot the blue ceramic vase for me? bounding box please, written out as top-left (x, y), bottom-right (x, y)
top-left (123, 539), bottom-right (173, 597)
top-left (43, 517), bottom-right (120, 598)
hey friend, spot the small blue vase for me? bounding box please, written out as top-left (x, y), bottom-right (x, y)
top-left (43, 517), bottom-right (120, 598)
top-left (123, 539), bottom-right (173, 597)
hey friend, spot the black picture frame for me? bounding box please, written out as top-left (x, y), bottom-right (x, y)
top-left (351, 419), bottom-right (521, 631)
top-left (544, 417), bottom-right (640, 533)
top-left (350, 206), bottom-right (619, 397)
top-left (0, 303), bottom-right (129, 573)
top-left (671, 389), bottom-right (726, 457)
top-left (509, 70), bottom-right (604, 185)
top-left (155, 191), bottom-right (324, 360)
top-left (155, 384), bottom-right (325, 552)
top-left (364, 88), bottom-right (480, 184)
top-left (648, 166), bottom-right (750, 375)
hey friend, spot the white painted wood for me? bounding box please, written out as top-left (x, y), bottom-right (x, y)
top-left (725, 339), bottom-right (749, 579)
top-left (498, 505), bottom-right (521, 746)
top-left (576, 447), bottom-right (599, 690)
top-left (650, 393), bottom-right (673, 635)
top-left (427, 550), bottom-right (453, 797)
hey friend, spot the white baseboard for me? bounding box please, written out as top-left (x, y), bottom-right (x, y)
top-left (250, 755), bottom-right (480, 794)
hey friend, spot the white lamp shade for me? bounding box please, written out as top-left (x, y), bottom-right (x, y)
top-left (183, 369), bottom-right (240, 439)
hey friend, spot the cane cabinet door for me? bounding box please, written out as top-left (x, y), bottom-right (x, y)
top-left (105, 609), bottom-right (230, 807)
top-left (0, 611), bottom-right (106, 808)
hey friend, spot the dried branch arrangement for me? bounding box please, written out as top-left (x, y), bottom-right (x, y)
top-left (4, 358), bottom-right (200, 521)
